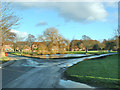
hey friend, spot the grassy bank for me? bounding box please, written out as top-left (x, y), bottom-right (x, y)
top-left (11, 50), bottom-right (117, 56)
top-left (11, 52), bottom-right (23, 56)
top-left (0, 57), bottom-right (10, 63)
top-left (66, 51), bottom-right (117, 55)
top-left (64, 54), bottom-right (119, 88)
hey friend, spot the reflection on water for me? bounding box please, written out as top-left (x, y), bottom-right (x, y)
top-left (38, 54), bottom-right (88, 58)
top-left (38, 53), bottom-right (116, 59)
top-left (59, 79), bottom-right (94, 88)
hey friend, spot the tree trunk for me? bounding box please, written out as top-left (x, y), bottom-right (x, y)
top-left (30, 44), bottom-right (33, 53)
top-left (1, 46), bottom-right (5, 57)
top-left (86, 48), bottom-right (87, 53)
top-left (14, 48), bottom-right (16, 53)
top-left (15, 49), bottom-right (16, 53)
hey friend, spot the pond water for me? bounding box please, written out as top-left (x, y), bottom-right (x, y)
top-left (45, 54), bottom-right (86, 56)
top-left (59, 79), bottom-right (94, 88)
top-left (37, 54), bottom-right (89, 59)
top-left (63, 54), bottom-right (86, 57)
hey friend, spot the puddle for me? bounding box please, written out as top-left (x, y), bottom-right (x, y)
top-left (59, 79), bottom-right (94, 88)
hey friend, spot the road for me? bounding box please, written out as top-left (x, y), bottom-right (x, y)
top-left (2, 54), bottom-right (96, 88)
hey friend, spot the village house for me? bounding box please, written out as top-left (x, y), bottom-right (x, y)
top-left (3, 41), bottom-right (70, 53)
top-left (15, 41), bottom-right (30, 52)
top-left (3, 40), bottom-right (82, 52)
top-left (80, 43), bottom-right (85, 51)
top-left (70, 40), bottom-right (85, 51)
top-left (52, 43), bottom-right (66, 54)
top-left (32, 42), bottom-right (46, 53)
top-left (3, 42), bottom-right (14, 52)
top-left (3, 41), bottom-right (59, 53)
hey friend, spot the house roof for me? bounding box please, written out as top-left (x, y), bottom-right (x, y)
top-left (16, 41), bottom-right (28, 45)
top-left (3, 42), bottom-right (14, 45)
top-left (3, 41), bottom-right (52, 46)
top-left (71, 40), bottom-right (82, 43)
top-left (32, 42), bottom-right (45, 45)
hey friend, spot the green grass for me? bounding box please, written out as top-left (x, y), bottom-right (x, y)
top-left (0, 57), bottom-right (10, 63)
top-left (11, 51), bottom-right (117, 56)
top-left (65, 51), bottom-right (117, 55)
top-left (64, 54), bottom-right (119, 88)
top-left (11, 52), bottom-right (22, 55)
top-left (11, 52), bottom-right (40, 55)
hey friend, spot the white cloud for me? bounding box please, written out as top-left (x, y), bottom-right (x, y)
top-left (11, 29), bottom-right (28, 41)
top-left (13, 2), bottom-right (108, 23)
top-left (57, 2), bottom-right (108, 22)
top-left (104, 2), bottom-right (118, 8)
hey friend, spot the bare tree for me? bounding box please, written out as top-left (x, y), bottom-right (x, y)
top-left (12, 42), bottom-right (17, 53)
top-left (37, 27), bottom-right (67, 54)
top-left (43, 27), bottom-right (59, 54)
top-left (0, 2), bottom-right (20, 57)
top-left (64, 39), bottom-right (70, 51)
top-left (82, 35), bottom-right (92, 53)
top-left (37, 35), bottom-right (47, 54)
top-left (100, 40), bottom-right (106, 50)
top-left (57, 34), bottom-right (67, 54)
top-left (16, 41), bottom-right (28, 54)
top-left (26, 34), bottom-right (36, 53)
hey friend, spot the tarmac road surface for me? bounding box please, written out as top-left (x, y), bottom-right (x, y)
top-left (2, 54), bottom-right (95, 88)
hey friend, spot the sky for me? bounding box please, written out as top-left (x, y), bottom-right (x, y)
top-left (8, 1), bottom-right (118, 42)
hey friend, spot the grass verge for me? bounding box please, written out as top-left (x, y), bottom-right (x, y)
top-left (65, 51), bottom-right (117, 55)
top-left (0, 57), bottom-right (10, 63)
top-left (64, 54), bottom-right (119, 88)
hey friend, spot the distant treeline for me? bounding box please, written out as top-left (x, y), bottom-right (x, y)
top-left (69, 35), bottom-right (119, 52)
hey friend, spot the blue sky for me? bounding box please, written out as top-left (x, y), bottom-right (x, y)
top-left (11, 2), bottom-right (118, 42)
